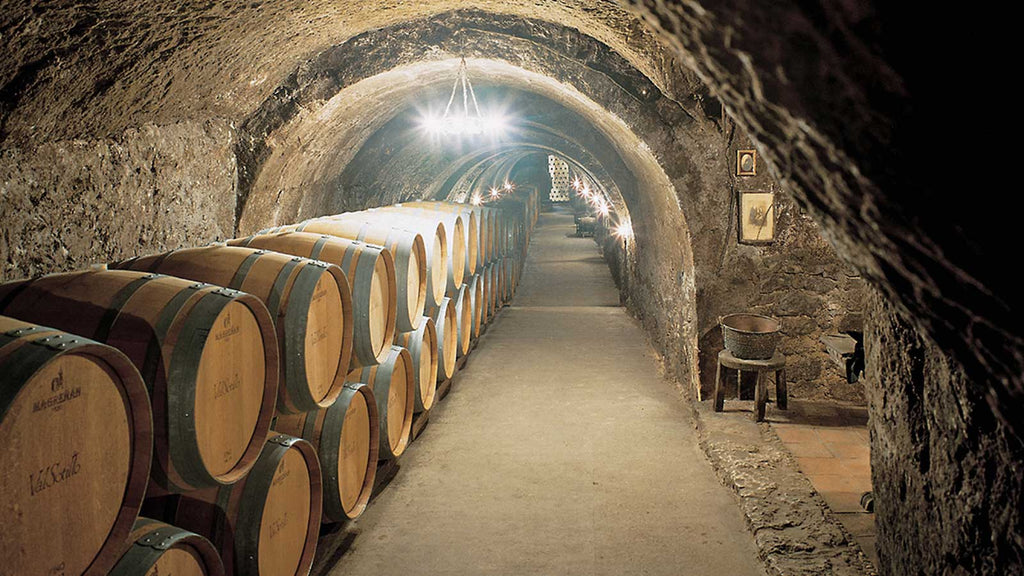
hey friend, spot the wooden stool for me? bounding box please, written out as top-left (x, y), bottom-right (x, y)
top-left (713, 350), bottom-right (787, 421)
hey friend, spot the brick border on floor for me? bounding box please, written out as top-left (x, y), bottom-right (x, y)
top-left (689, 401), bottom-right (877, 576)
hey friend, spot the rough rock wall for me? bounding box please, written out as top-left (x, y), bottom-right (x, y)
top-left (0, 119), bottom-right (236, 282)
top-left (751, 195), bottom-right (866, 401)
top-left (598, 114), bottom-right (865, 401)
top-left (865, 291), bottom-right (1023, 574)
top-left (692, 186), bottom-right (866, 402)
top-left (623, 2), bottom-right (1019, 571)
top-left (625, 0), bottom-right (1019, 429)
top-left (607, 180), bottom-right (865, 401)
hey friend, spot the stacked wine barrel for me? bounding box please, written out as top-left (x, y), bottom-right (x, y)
top-left (0, 197), bottom-right (535, 576)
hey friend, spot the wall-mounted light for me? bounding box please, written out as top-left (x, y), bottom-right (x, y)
top-left (613, 220), bottom-right (633, 240)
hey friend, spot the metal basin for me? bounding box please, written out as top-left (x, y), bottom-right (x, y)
top-left (720, 313), bottom-right (782, 360)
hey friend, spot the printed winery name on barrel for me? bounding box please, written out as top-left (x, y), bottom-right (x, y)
top-left (310, 326), bottom-right (330, 345)
top-left (33, 369), bottom-right (81, 413)
top-left (29, 451), bottom-right (82, 497)
top-left (273, 457), bottom-right (291, 485)
top-left (214, 373), bottom-right (242, 399)
top-left (268, 511), bottom-right (290, 539)
top-left (312, 285), bottom-right (328, 302)
top-left (215, 311), bottom-right (240, 341)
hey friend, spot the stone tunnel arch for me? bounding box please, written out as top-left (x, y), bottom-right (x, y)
top-left (240, 55), bottom-right (700, 393)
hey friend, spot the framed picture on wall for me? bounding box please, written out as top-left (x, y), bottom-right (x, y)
top-left (738, 191), bottom-right (775, 244)
top-left (736, 149), bottom-right (757, 176)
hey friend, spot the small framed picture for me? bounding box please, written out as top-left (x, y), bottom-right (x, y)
top-left (738, 191), bottom-right (775, 244)
top-left (736, 149), bottom-right (757, 176)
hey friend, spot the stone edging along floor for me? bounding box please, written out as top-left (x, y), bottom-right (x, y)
top-left (688, 400), bottom-right (877, 576)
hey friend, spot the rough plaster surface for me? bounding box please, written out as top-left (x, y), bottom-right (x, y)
top-left (865, 291), bottom-right (1023, 574)
top-left (0, 119), bottom-right (236, 281)
top-left (0, 2), bottom-right (670, 145)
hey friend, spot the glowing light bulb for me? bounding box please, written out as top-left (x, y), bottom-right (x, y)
top-left (490, 187), bottom-right (501, 198)
top-left (422, 112), bottom-right (509, 137)
top-left (613, 220), bottom-right (633, 239)
top-left (483, 114), bottom-right (507, 133)
top-left (504, 181), bottom-right (513, 191)
top-left (422, 115), bottom-right (444, 134)
top-left (471, 193), bottom-right (483, 206)
top-left (572, 177), bottom-right (581, 190)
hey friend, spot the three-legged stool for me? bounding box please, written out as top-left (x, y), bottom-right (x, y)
top-left (713, 350), bottom-right (787, 422)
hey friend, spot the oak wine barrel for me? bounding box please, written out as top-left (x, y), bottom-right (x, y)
top-left (494, 196), bottom-right (527, 256)
top-left (407, 201), bottom-right (489, 267)
top-left (0, 316), bottom-right (152, 576)
top-left (491, 262), bottom-right (501, 319)
top-left (397, 202), bottom-right (479, 275)
top-left (274, 383), bottom-right (379, 522)
top-left (347, 346), bottom-right (414, 460)
top-left (452, 284), bottom-right (473, 358)
top-left (428, 297), bottom-right (458, 382)
top-left (374, 206), bottom-right (467, 292)
top-left (153, 434), bottom-right (322, 576)
top-left (108, 518), bottom-right (225, 576)
top-left (496, 259), bottom-right (507, 306)
top-left (505, 256), bottom-right (519, 300)
top-left (229, 232), bottom-right (397, 367)
top-left (113, 246), bottom-right (352, 414)
top-left (287, 218), bottom-right (426, 333)
top-left (467, 273), bottom-right (484, 340)
top-left (333, 211), bottom-right (447, 310)
top-left (483, 262), bottom-right (496, 321)
top-left (498, 258), bottom-right (509, 303)
top-left (492, 205), bottom-right (508, 258)
top-left (0, 270), bottom-right (277, 494)
top-left (469, 204), bottom-right (492, 265)
top-left (478, 205), bottom-right (498, 262)
top-left (394, 317), bottom-right (438, 413)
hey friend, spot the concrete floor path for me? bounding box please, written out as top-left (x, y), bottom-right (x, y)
top-left (329, 212), bottom-right (766, 576)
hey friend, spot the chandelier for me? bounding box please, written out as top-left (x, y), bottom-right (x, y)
top-left (422, 58), bottom-right (506, 136)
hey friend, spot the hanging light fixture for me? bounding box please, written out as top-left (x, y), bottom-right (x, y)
top-left (422, 58), bottom-right (506, 137)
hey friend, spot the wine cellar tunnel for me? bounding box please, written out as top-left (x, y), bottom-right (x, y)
top-left (1, 3), bottom-right (1017, 576)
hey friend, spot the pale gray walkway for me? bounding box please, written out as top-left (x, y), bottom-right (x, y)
top-left (330, 212), bottom-right (765, 576)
